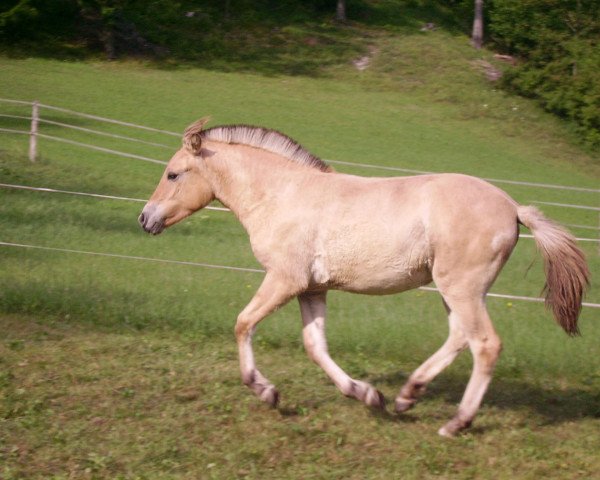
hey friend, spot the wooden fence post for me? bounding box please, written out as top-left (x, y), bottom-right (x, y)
top-left (29, 101), bottom-right (39, 162)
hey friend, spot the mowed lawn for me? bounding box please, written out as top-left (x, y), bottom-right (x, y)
top-left (1, 50), bottom-right (599, 479)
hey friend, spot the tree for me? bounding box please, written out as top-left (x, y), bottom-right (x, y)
top-left (471, 0), bottom-right (484, 49)
top-left (489, 0), bottom-right (600, 146)
top-left (336, 0), bottom-right (346, 22)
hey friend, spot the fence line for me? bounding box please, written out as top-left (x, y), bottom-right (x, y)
top-left (1, 182), bottom-right (598, 242)
top-left (0, 127), bottom-right (30, 135)
top-left (0, 114), bottom-right (174, 149)
top-left (0, 98), bottom-right (181, 137)
top-left (0, 99), bottom-right (34, 107)
top-left (2, 98), bottom-right (598, 194)
top-left (0, 241), bottom-right (264, 273)
top-left (0, 183), bottom-right (230, 212)
top-left (0, 127), bottom-right (168, 166)
top-left (324, 160), bottom-right (600, 193)
top-left (532, 201), bottom-right (600, 212)
top-left (417, 286), bottom-right (597, 307)
top-left (2, 127), bottom-right (599, 215)
top-left (39, 103), bottom-right (182, 137)
top-left (563, 224), bottom-right (599, 231)
top-left (1, 240), bottom-right (598, 308)
top-left (519, 234), bottom-right (598, 243)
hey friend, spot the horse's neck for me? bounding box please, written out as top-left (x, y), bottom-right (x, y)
top-left (205, 142), bottom-right (304, 223)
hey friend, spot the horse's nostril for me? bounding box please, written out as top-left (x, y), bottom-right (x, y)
top-left (138, 212), bottom-right (146, 226)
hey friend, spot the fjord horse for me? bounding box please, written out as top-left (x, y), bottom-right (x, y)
top-left (139, 119), bottom-right (589, 436)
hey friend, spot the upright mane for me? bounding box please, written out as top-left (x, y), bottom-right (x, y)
top-left (201, 125), bottom-right (331, 172)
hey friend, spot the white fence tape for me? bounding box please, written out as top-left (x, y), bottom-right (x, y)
top-left (37, 103), bottom-right (181, 137)
top-left (532, 201), bottom-right (600, 212)
top-left (0, 113), bottom-right (174, 149)
top-left (1, 98), bottom-right (598, 194)
top-left (0, 241), bottom-right (263, 273)
top-left (1, 241), bottom-right (598, 308)
top-left (2, 128), bottom-right (599, 217)
top-left (1, 97), bottom-right (598, 311)
top-left (0, 127), bottom-right (168, 165)
top-left (0, 183), bottom-right (229, 212)
top-left (0, 98), bottom-right (181, 137)
top-left (519, 234), bottom-right (598, 243)
top-left (1, 182), bottom-right (597, 241)
top-left (325, 160), bottom-right (600, 193)
top-left (0, 99), bottom-right (33, 107)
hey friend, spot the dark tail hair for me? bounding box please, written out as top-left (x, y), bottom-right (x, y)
top-left (517, 206), bottom-right (590, 335)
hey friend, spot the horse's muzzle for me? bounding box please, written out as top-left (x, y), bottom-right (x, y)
top-left (138, 205), bottom-right (165, 235)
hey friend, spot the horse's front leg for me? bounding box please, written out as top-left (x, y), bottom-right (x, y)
top-left (235, 273), bottom-right (297, 407)
top-left (298, 292), bottom-right (386, 409)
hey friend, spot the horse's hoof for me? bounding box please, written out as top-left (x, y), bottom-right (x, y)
top-left (394, 397), bottom-right (415, 413)
top-left (259, 385), bottom-right (279, 408)
top-left (438, 417), bottom-right (471, 437)
top-left (437, 425), bottom-right (457, 438)
top-left (366, 389), bottom-right (386, 410)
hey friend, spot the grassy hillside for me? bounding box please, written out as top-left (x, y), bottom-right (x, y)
top-left (3, 0), bottom-right (598, 146)
top-left (0, 23), bottom-right (599, 480)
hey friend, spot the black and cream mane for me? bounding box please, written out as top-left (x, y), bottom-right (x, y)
top-left (201, 125), bottom-right (331, 172)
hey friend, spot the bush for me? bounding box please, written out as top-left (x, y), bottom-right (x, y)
top-left (488, 0), bottom-right (600, 147)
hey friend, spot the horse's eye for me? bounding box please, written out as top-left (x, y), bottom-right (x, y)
top-left (167, 172), bottom-right (179, 181)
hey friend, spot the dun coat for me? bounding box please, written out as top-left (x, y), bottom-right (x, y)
top-left (139, 119), bottom-right (590, 436)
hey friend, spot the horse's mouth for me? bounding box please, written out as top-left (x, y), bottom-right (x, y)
top-left (148, 222), bottom-right (165, 235)
top-left (138, 212), bottom-right (165, 235)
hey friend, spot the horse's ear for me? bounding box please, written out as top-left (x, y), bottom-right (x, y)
top-left (183, 117), bottom-right (210, 155)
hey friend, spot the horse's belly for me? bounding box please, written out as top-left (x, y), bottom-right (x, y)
top-left (336, 264), bottom-right (432, 294)
top-left (312, 238), bottom-right (433, 295)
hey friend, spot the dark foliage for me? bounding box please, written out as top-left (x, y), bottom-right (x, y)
top-left (1, 1), bottom-right (598, 146)
top-left (487, 0), bottom-right (600, 147)
top-left (0, 1), bottom-right (337, 57)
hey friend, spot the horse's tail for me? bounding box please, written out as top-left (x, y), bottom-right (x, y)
top-left (517, 206), bottom-right (590, 336)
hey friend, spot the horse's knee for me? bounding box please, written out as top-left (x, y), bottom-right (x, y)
top-left (234, 313), bottom-right (252, 342)
top-left (471, 335), bottom-right (502, 371)
top-left (480, 336), bottom-right (502, 357)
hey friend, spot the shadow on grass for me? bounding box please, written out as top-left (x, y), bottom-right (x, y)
top-left (370, 369), bottom-right (600, 427)
top-left (3, 289), bottom-right (598, 436)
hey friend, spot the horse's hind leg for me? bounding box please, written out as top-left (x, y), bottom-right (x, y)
top-left (395, 301), bottom-right (468, 413)
top-left (298, 292), bottom-right (385, 409)
top-left (235, 273), bottom-right (297, 407)
top-left (436, 296), bottom-right (502, 437)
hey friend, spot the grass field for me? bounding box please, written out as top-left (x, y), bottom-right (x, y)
top-left (1, 26), bottom-right (599, 479)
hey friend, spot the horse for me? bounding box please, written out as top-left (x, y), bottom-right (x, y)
top-left (138, 118), bottom-right (590, 436)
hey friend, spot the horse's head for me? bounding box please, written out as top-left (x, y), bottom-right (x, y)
top-left (138, 118), bottom-right (214, 235)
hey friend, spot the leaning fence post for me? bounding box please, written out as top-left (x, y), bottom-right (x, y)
top-left (29, 100), bottom-right (39, 162)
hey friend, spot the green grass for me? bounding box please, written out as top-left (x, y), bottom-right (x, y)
top-left (2, 315), bottom-right (600, 479)
top-left (0, 25), bottom-right (599, 479)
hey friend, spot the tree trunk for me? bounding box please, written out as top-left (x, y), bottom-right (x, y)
top-left (102, 28), bottom-right (116, 60)
top-left (336, 0), bottom-right (347, 23)
top-left (471, 0), bottom-right (484, 49)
